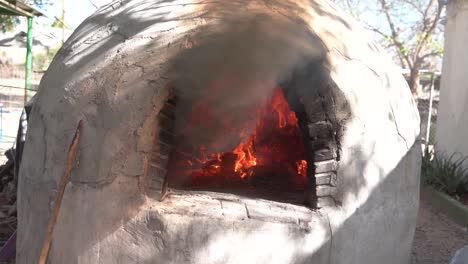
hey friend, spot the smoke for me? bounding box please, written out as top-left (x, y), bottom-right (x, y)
top-left (170, 13), bottom-right (328, 153)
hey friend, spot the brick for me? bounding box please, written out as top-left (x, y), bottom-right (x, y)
top-left (307, 121), bottom-right (333, 139)
top-left (317, 196), bottom-right (336, 208)
top-left (316, 185), bottom-right (337, 197)
top-left (159, 129), bottom-right (174, 145)
top-left (151, 154), bottom-right (169, 167)
top-left (152, 141), bottom-right (173, 156)
top-left (315, 172), bottom-right (334, 185)
top-left (158, 114), bottom-right (175, 130)
top-left (314, 160), bottom-right (338, 173)
top-left (313, 149), bottom-right (336, 162)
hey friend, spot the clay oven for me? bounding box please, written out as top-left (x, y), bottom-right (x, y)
top-left (17, 0), bottom-right (421, 263)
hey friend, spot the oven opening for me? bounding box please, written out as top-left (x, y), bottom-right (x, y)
top-left (166, 83), bottom-right (311, 205)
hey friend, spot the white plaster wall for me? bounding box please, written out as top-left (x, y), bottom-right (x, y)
top-left (436, 0), bottom-right (468, 155)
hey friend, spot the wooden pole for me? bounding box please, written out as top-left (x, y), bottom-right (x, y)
top-left (24, 17), bottom-right (33, 105)
top-left (425, 73), bottom-right (436, 145)
top-left (38, 120), bottom-right (83, 264)
top-left (61, 0), bottom-right (65, 44)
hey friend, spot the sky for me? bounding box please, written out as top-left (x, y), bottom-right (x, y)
top-left (29, 0), bottom-right (408, 38)
top-left (35, 0), bottom-right (114, 29)
top-left (32, 0), bottom-right (382, 31)
top-left (16, 0), bottom-right (441, 71)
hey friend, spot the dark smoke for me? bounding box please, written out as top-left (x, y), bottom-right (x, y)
top-left (171, 13), bottom-right (328, 153)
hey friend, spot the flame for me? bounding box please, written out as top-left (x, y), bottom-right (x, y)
top-left (296, 160), bottom-right (307, 177)
top-left (233, 138), bottom-right (257, 178)
top-left (168, 85), bottom-right (308, 191)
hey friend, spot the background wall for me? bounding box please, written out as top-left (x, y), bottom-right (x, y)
top-left (436, 0), bottom-right (468, 156)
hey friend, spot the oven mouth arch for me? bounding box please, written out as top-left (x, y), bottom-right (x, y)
top-left (143, 62), bottom-right (349, 209)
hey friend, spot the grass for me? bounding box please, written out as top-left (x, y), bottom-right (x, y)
top-left (421, 148), bottom-right (468, 196)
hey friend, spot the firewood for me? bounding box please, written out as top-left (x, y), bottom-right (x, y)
top-left (38, 120), bottom-right (83, 264)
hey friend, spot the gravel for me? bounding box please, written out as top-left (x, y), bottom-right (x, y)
top-left (411, 197), bottom-right (468, 264)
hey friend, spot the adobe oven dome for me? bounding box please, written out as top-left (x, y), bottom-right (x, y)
top-left (17, 1), bottom-right (420, 263)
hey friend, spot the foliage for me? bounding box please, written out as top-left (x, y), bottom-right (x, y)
top-left (421, 149), bottom-right (468, 195)
top-left (331, 0), bottom-right (446, 94)
top-left (27, 0), bottom-right (50, 7)
top-left (47, 45), bottom-right (60, 62)
top-left (0, 15), bottom-right (19, 32)
top-left (51, 15), bottom-right (70, 29)
top-left (0, 0), bottom-right (52, 32)
top-left (34, 51), bottom-right (47, 70)
top-left (51, 17), bottom-right (64, 28)
top-left (33, 45), bottom-right (60, 71)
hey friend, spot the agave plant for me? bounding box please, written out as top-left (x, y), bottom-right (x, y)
top-left (421, 149), bottom-right (468, 195)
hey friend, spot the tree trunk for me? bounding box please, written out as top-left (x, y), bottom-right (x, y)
top-left (409, 68), bottom-right (420, 95)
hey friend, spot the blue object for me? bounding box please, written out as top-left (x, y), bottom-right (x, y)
top-left (0, 103), bottom-right (3, 141)
top-left (0, 230), bottom-right (16, 262)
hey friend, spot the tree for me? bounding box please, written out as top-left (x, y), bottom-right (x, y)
top-left (51, 16), bottom-right (69, 29)
top-left (34, 44), bottom-right (60, 70)
top-left (333, 0), bottom-right (446, 94)
top-left (0, 15), bottom-right (19, 32)
top-left (0, 0), bottom-right (52, 32)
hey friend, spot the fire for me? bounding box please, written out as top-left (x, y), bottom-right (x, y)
top-left (296, 160), bottom-right (308, 177)
top-left (168, 85), bottom-right (308, 191)
top-left (232, 139), bottom-right (257, 178)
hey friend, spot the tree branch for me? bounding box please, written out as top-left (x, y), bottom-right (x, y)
top-left (378, 0), bottom-right (413, 68)
top-left (414, 0), bottom-right (445, 61)
top-left (421, 51), bottom-right (442, 60)
top-left (367, 25), bottom-right (388, 38)
top-left (401, 0), bottom-right (425, 16)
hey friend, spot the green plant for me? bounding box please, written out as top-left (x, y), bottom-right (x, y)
top-left (34, 52), bottom-right (48, 71)
top-left (0, 1), bottom-right (53, 32)
top-left (422, 149), bottom-right (468, 195)
top-left (32, 46), bottom-right (61, 71)
top-left (47, 45), bottom-right (60, 63)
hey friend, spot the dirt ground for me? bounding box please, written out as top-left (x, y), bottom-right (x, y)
top-left (411, 197), bottom-right (468, 264)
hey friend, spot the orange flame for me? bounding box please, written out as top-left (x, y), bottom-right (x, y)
top-left (168, 85), bottom-right (308, 191)
top-left (233, 138), bottom-right (257, 178)
top-left (296, 160), bottom-right (308, 177)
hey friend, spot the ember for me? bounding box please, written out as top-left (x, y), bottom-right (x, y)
top-left (168, 85), bottom-right (308, 193)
